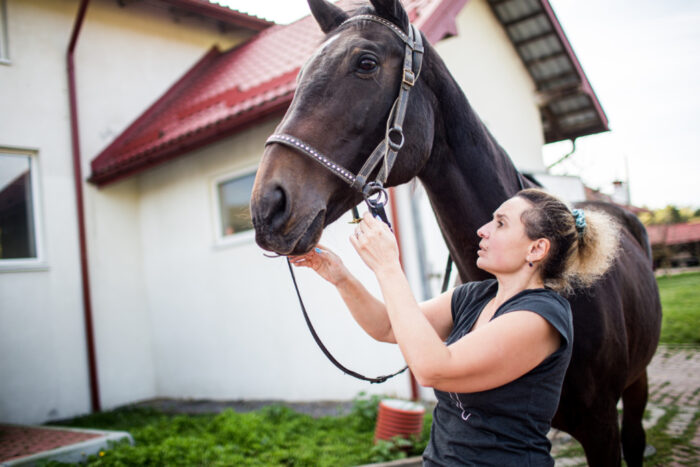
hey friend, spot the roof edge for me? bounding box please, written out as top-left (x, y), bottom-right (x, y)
top-left (158, 0), bottom-right (274, 31)
top-left (89, 46), bottom-right (223, 183)
top-left (417, 0), bottom-right (470, 43)
top-left (90, 96), bottom-right (292, 187)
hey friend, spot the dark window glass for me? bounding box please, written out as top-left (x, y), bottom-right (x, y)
top-left (0, 0), bottom-right (8, 62)
top-left (217, 172), bottom-right (256, 237)
top-left (0, 153), bottom-right (37, 259)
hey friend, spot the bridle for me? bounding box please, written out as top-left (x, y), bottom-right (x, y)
top-left (264, 14), bottom-right (426, 383)
top-left (266, 14), bottom-right (424, 226)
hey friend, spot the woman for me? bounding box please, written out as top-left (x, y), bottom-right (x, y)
top-left (290, 188), bottom-right (620, 465)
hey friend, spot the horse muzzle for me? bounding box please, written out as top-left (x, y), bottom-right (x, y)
top-left (250, 179), bottom-right (327, 255)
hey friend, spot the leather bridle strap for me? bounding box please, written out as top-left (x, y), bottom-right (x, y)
top-left (286, 258), bottom-right (408, 383)
top-left (265, 14), bottom-right (424, 194)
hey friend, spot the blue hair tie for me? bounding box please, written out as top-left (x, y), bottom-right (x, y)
top-left (572, 209), bottom-right (586, 236)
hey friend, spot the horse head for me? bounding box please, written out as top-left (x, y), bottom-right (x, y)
top-left (251, 0), bottom-right (436, 255)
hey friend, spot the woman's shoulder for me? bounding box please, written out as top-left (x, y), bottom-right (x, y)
top-left (452, 279), bottom-right (497, 304)
top-left (451, 279), bottom-right (497, 320)
top-left (503, 288), bottom-right (573, 344)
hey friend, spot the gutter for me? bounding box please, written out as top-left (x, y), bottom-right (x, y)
top-left (67, 0), bottom-right (100, 412)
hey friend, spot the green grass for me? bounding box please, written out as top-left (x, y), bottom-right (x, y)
top-left (44, 395), bottom-right (432, 466)
top-left (657, 271), bottom-right (700, 345)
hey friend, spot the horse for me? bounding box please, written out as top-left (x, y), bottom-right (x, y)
top-left (250, 1), bottom-right (662, 465)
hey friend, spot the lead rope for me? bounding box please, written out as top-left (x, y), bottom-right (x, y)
top-left (286, 189), bottom-right (456, 383)
top-left (285, 193), bottom-right (406, 382)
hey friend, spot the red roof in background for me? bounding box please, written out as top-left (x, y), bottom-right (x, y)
top-left (89, 0), bottom-right (468, 186)
top-left (647, 223), bottom-right (700, 247)
top-left (89, 0), bottom-right (605, 186)
top-left (159, 0), bottom-right (274, 31)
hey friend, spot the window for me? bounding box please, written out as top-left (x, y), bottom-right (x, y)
top-left (0, 150), bottom-right (42, 265)
top-left (215, 168), bottom-right (256, 240)
top-left (0, 0), bottom-right (9, 64)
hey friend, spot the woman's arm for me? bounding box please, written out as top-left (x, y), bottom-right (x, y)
top-left (290, 246), bottom-right (454, 343)
top-left (351, 214), bottom-right (560, 392)
top-left (289, 246), bottom-right (395, 342)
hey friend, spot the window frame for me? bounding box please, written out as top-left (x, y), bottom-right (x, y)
top-left (0, 147), bottom-right (47, 271)
top-left (211, 164), bottom-right (258, 249)
top-left (0, 0), bottom-right (10, 65)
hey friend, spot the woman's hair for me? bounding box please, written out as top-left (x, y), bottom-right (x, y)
top-left (516, 188), bottom-right (620, 294)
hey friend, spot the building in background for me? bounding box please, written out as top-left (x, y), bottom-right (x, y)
top-left (0, 0), bottom-right (607, 424)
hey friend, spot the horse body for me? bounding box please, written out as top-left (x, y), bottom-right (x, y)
top-left (251, 1), bottom-right (662, 464)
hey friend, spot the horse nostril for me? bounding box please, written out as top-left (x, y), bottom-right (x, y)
top-left (264, 185), bottom-right (289, 230)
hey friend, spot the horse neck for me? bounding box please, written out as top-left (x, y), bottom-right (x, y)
top-left (416, 45), bottom-right (525, 282)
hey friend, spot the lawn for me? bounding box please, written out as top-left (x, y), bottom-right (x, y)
top-left (657, 271), bottom-right (700, 345)
top-left (44, 272), bottom-right (698, 465)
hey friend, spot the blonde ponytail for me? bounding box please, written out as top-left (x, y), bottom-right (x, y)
top-left (517, 189), bottom-right (621, 295)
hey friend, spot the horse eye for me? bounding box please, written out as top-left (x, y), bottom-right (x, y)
top-left (357, 56), bottom-right (378, 73)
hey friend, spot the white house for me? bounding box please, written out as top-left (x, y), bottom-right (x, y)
top-left (0, 0), bottom-right (607, 425)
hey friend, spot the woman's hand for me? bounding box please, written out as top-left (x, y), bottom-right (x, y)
top-left (350, 213), bottom-right (401, 274)
top-left (288, 244), bottom-right (350, 286)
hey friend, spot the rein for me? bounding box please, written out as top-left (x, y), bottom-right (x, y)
top-left (267, 14), bottom-right (426, 383)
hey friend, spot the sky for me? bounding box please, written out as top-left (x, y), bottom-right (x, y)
top-left (219, 0), bottom-right (700, 209)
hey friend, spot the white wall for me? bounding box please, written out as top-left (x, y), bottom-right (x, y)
top-left (134, 119), bottom-right (412, 401)
top-left (0, 0), bottom-right (91, 424)
top-left (435, 0), bottom-right (544, 173)
top-left (78, 0), bottom-right (249, 412)
top-left (0, 0), bottom-right (251, 423)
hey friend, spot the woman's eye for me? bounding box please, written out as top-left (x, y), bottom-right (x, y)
top-left (497, 221), bottom-right (504, 227)
top-left (357, 56), bottom-right (378, 72)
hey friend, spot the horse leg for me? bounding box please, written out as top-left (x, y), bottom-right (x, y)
top-left (570, 401), bottom-right (622, 467)
top-left (620, 371), bottom-right (649, 467)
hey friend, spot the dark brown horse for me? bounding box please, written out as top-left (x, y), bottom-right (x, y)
top-left (251, 1), bottom-right (662, 465)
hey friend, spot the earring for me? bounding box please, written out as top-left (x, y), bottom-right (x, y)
top-left (528, 261), bottom-right (533, 267)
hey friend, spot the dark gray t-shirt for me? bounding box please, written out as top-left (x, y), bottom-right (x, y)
top-left (423, 279), bottom-right (573, 467)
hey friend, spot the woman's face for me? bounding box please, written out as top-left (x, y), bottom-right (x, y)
top-left (476, 196), bottom-right (534, 275)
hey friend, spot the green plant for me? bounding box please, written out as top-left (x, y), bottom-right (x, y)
top-left (349, 391), bottom-right (382, 431)
top-left (370, 437), bottom-right (412, 462)
top-left (43, 397), bottom-right (436, 466)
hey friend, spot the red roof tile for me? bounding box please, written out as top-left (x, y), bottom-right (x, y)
top-left (646, 223), bottom-right (700, 246)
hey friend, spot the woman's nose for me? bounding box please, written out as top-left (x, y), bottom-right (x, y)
top-left (477, 224), bottom-right (488, 238)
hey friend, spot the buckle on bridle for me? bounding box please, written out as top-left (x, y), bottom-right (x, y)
top-left (362, 181), bottom-right (388, 207)
top-left (402, 69), bottom-right (416, 87)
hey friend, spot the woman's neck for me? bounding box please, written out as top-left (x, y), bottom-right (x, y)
top-left (492, 271), bottom-right (545, 308)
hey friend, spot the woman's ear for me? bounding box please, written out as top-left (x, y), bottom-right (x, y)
top-left (529, 238), bottom-right (550, 263)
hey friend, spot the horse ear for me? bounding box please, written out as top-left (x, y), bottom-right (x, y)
top-left (308, 0), bottom-right (349, 34)
top-left (369, 0), bottom-right (410, 32)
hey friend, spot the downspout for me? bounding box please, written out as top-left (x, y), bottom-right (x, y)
top-left (388, 188), bottom-right (420, 401)
top-left (67, 0), bottom-right (100, 412)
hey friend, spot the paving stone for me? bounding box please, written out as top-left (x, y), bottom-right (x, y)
top-left (554, 456), bottom-right (586, 466)
top-left (643, 404), bottom-right (666, 430)
top-left (666, 406), bottom-right (696, 437)
top-left (691, 425), bottom-right (700, 449)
